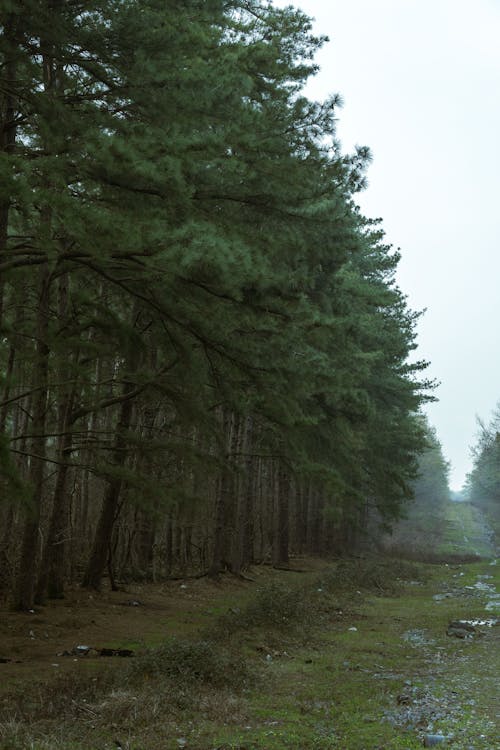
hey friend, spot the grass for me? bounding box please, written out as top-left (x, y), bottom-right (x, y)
top-left (0, 503), bottom-right (498, 749)
top-left (204, 558), bottom-right (499, 750)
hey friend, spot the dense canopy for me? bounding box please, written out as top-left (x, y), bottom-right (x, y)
top-left (0, 0), bottom-right (432, 608)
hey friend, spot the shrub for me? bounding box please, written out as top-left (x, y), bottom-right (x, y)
top-left (213, 580), bottom-right (320, 640)
top-left (126, 637), bottom-right (252, 691)
top-left (317, 557), bottom-right (423, 595)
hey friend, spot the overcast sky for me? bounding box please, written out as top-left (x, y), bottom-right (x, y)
top-left (274, 0), bottom-right (500, 490)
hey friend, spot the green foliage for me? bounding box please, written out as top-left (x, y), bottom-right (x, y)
top-left (216, 580), bottom-right (317, 636)
top-left (0, 0), bottom-right (434, 598)
top-left (319, 556), bottom-right (423, 595)
top-left (127, 637), bottom-right (252, 690)
top-left (382, 418), bottom-right (452, 557)
top-left (412, 421), bottom-right (451, 507)
top-left (467, 404), bottom-right (500, 528)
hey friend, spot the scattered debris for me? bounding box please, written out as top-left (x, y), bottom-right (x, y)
top-left (75, 644), bottom-right (92, 654)
top-left (58, 645), bottom-right (98, 657)
top-left (99, 648), bottom-right (134, 657)
top-left (58, 645), bottom-right (134, 657)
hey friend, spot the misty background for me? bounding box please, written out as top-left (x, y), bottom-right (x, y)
top-left (274, 0), bottom-right (500, 489)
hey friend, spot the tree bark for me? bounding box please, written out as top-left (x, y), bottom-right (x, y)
top-left (272, 460), bottom-right (290, 566)
top-left (0, 13), bottom-right (18, 329)
top-left (81, 384), bottom-right (135, 590)
top-left (209, 410), bottom-right (238, 576)
top-left (15, 265), bottom-right (51, 610)
top-left (235, 416), bottom-right (254, 571)
top-left (35, 273), bottom-right (79, 601)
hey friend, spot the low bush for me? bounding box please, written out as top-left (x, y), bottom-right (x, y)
top-left (212, 580), bottom-right (321, 641)
top-left (126, 637), bottom-right (252, 691)
top-left (317, 556), bottom-right (423, 595)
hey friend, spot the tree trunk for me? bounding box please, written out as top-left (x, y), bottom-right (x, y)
top-left (209, 410), bottom-right (238, 576)
top-left (272, 460), bottom-right (290, 566)
top-left (81, 389), bottom-right (135, 590)
top-left (15, 265), bottom-right (51, 610)
top-left (35, 274), bottom-right (78, 601)
top-left (0, 13), bottom-right (18, 328)
top-left (235, 416), bottom-right (254, 571)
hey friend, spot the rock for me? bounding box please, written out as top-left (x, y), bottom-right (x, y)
top-left (446, 627), bottom-right (470, 638)
top-left (485, 598), bottom-right (500, 611)
top-left (446, 620), bottom-right (477, 638)
top-left (423, 733), bottom-right (452, 746)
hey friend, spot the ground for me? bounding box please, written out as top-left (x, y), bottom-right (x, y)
top-left (1, 502), bottom-right (498, 750)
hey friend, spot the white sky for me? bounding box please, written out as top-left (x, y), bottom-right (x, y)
top-left (274, 0), bottom-right (500, 490)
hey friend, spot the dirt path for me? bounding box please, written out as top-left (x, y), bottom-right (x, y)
top-left (381, 558), bottom-right (500, 748)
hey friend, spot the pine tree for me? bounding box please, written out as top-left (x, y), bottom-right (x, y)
top-left (0, 0), bottom-right (434, 599)
top-left (467, 406), bottom-right (500, 528)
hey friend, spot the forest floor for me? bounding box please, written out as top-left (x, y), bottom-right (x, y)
top-left (0, 502), bottom-right (498, 750)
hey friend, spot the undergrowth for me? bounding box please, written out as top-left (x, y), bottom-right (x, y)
top-left (0, 555), bottom-right (428, 749)
top-left (125, 637), bottom-right (253, 690)
top-left (318, 556), bottom-right (423, 594)
top-left (210, 556), bottom-right (424, 645)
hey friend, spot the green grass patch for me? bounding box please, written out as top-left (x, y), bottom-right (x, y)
top-left (1, 552), bottom-right (498, 749)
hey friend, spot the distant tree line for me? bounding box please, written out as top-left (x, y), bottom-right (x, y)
top-left (380, 419), bottom-right (450, 556)
top-left (0, 0), bottom-right (432, 609)
top-left (467, 404), bottom-right (500, 530)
